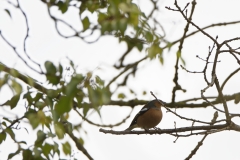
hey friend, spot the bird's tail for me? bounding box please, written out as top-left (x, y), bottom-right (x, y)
top-left (125, 125), bottom-right (137, 131)
top-left (125, 127), bottom-right (132, 131)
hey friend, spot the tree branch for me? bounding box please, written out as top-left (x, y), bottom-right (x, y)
top-left (99, 123), bottom-right (229, 135)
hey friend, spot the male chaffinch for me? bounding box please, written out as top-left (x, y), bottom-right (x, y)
top-left (125, 99), bottom-right (164, 131)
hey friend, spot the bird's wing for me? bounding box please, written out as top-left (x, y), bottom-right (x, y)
top-left (128, 104), bottom-right (150, 127)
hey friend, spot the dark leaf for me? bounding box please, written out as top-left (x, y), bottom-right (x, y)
top-left (11, 79), bottom-right (22, 94)
top-left (62, 142), bottom-right (71, 155)
top-left (3, 94), bottom-right (20, 109)
top-left (54, 122), bottom-right (65, 139)
top-left (55, 96), bottom-right (72, 115)
top-left (23, 91), bottom-right (33, 105)
top-left (0, 131), bottom-right (7, 144)
top-left (45, 61), bottom-right (57, 75)
top-left (35, 130), bottom-right (46, 147)
top-left (42, 143), bottom-right (53, 158)
top-left (22, 149), bottom-right (34, 160)
top-left (57, 0), bottom-right (69, 13)
top-left (4, 9), bottom-right (12, 18)
top-left (148, 44), bottom-right (163, 59)
top-left (79, 137), bottom-right (84, 145)
top-left (26, 112), bottom-right (40, 129)
top-left (95, 75), bottom-right (104, 86)
top-left (82, 17), bottom-right (90, 31)
top-left (33, 92), bottom-right (43, 102)
top-left (53, 142), bottom-right (60, 155)
top-left (5, 128), bottom-right (15, 140)
top-left (8, 149), bottom-right (21, 159)
top-left (83, 103), bottom-right (90, 117)
top-left (46, 89), bottom-right (59, 99)
top-left (118, 93), bottom-right (125, 99)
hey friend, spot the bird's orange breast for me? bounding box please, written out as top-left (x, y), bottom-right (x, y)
top-left (137, 108), bottom-right (162, 129)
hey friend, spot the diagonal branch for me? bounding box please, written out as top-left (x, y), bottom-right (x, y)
top-left (64, 123), bottom-right (94, 160)
top-left (221, 67), bottom-right (240, 91)
top-left (184, 134), bottom-right (208, 160)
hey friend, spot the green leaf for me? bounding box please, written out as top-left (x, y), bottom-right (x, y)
top-left (1, 121), bottom-right (7, 127)
top-left (33, 92), bottom-right (43, 102)
top-left (44, 116), bottom-right (53, 130)
top-left (180, 56), bottom-right (186, 66)
top-left (27, 76), bottom-right (35, 87)
top-left (52, 110), bottom-right (60, 122)
top-left (145, 31), bottom-right (153, 42)
top-left (63, 122), bottom-right (73, 133)
top-left (59, 64), bottom-right (63, 75)
top-left (65, 75), bottom-right (83, 96)
top-left (142, 91), bottom-right (147, 95)
top-left (10, 68), bottom-right (19, 77)
top-left (35, 101), bottom-right (46, 110)
top-left (44, 96), bottom-right (53, 109)
top-left (54, 122), bottom-right (65, 139)
top-left (0, 74), bottom-right (8, 88)
top-left (53, 142), bottom-right (60, 155)
top-left (4, 9), bottom-right (12, 18)
top-left (42, 143), bottom-right (53, 158)
top-left (11, 79), bottom-right (22, 94)
top-left (18, 141), bottom-right (27, 145)
top-left (3, 117), bottom-right (12, 123)
top-left (37, 110), bottom-right (46, 124)
top-left (118, 18), bottom-right (127, 34)
top-left (5, 128), bottom-right (15, 140)
top-left (147, 43), bottom-right (163, 59)
top-left (129, 89), bottom-right (135, 94)
top-left (23, 91), bottom-right (33, 105)
top-left (82, 17), bottom-right (90, 31)
top-left (62, 142), bottom-right (71, 155)
top-left (177, 51), bottom-right (181, 58)
top-left (135, 42), bottom-right (143, 51)
top-left (26, 112), bottom-right (40, 129)
top-left (76, 92), bottom-right (84, 107)
top-left (177, 51), bottom-right (186, 65)
top-left (46, 89), bottom-right (59, 99)
top-left (22, 149), bottom-right (34, 160)
top-left (57, 0), bottom-right (69, 13)
top-left (95, 75), bottom-right (104, 86)
top-left (88, 87), bottom-right (100, 106)
top-left (46, 75), bottom-right (60, 85)
top-left (167, 42), bottom-right (173, 51)
top-left (159, 55), bottom-right (164, 64)
top-left (8, 149), bottom-right (21, 159)
top-left (118, 93), bottom-right (125, 99)
top-left (33, 147), bottom-right (41, 158)
top-left (35, 130), bottom-right (46, 147)
top-left (55, 96), bottom-right (72, 115)
top-left (45, 61), bottom-right (57, 74)
top-left (3, 94), bottom-right (20, 109)
top-left (0, 131), bottom-right (7, 144)
top-left (78, 137), bottom-right (84, 145)
top-left (83, 103), bottom-right (90, 117)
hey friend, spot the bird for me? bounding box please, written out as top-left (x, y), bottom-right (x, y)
top-left (125, 99), bottom-right (164, 131)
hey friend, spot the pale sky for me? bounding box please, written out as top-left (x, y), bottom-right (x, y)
top-left (0, 0), bottom-right (240, 160)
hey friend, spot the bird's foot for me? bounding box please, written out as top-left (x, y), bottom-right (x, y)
top-left (154, 127), bottom-right (161, 130)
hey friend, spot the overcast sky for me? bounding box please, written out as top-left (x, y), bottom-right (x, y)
top-left (0, 0), bottom-right (240, 159)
